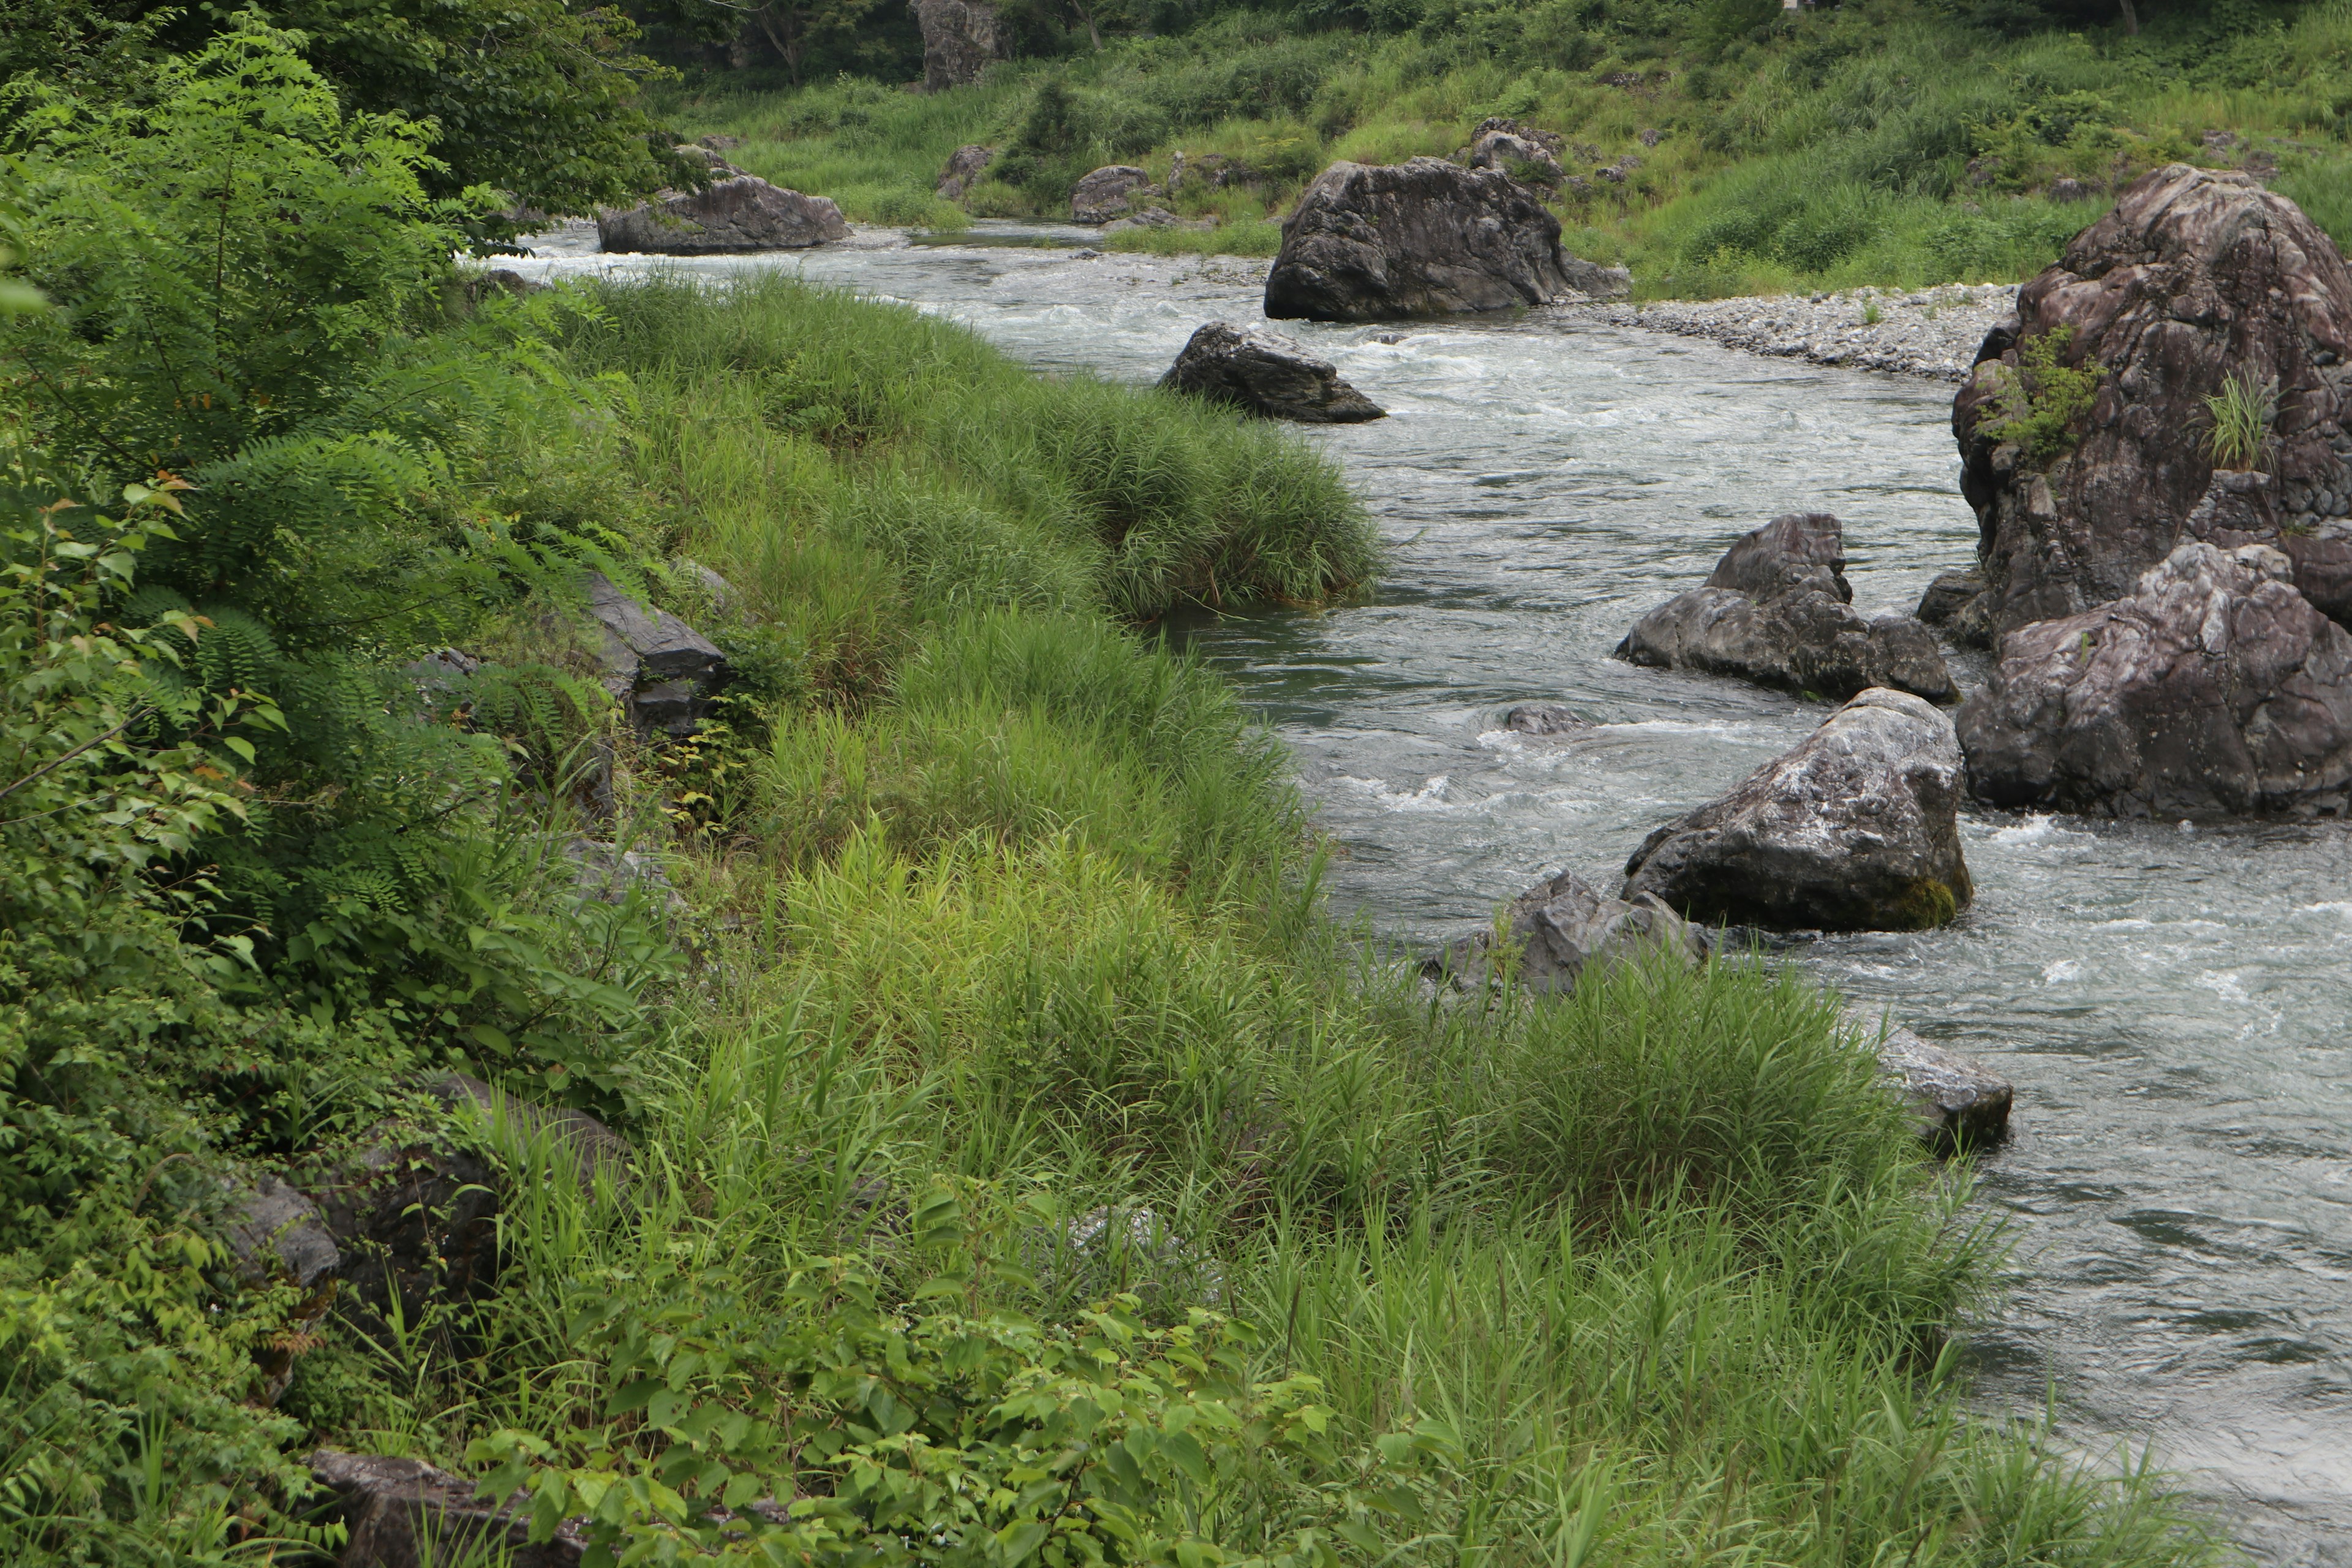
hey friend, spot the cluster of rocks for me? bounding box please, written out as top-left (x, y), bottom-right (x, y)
top-left (1567, 289), bottom-right (2016, 382)
top-left (1617, 511), bottom-right (1956, 705)
top-left (1950, 163), bottom-right (2352, 819)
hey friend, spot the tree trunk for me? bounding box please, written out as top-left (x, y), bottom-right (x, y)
top-left (2117, 0), bottom-right (2139, 35)
top-left (754, 3), bottom-right (808, 86)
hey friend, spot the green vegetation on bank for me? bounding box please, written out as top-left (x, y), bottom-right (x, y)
top-left (665, 0), bottom-right (2352, 292)
top-left (0, 10), bottom-right (2227, 1568)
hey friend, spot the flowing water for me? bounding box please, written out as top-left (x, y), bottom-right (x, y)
top-left (517, 224), bottom-right (2352, 1563)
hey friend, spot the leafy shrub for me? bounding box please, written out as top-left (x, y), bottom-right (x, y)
top-left (1978, 325), bottom-right (2105, 466)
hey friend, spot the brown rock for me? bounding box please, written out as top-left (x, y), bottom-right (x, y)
top-left (1954, 164), bottom-right (2352, 639)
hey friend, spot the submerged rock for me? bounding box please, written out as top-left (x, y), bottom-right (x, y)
top-left (309, 1451), bottom-right (587, 1568)
top-left (1847, 1006), bottom-right (2014, 1152)
top-left (1425, 867), bottom-right (1708, 995)
top-left (1618, 513), bottom-right (1958, 704)
top-left (1959, 541), bottom-right (2352, 817)
top-left (1263, 158), bottom-right (1626, 322)
top-left (1071, 165), bottom-right (1152, 224)
top-left (911, 0), bottom-right (1001, 91)
top-left (597, 176), bottom-right (846, 255)
top-left (1502, 701), bottom-right (1589, 736)
top-left (1954, 164), bottom-right (2352, 639)
top-left (1622, 688), bottom-right (1973, 931)
top-left (1157, 322), bottom-right (1385, 423)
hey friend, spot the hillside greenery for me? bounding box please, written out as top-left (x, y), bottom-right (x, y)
top-left (662, 0), bottom-right (2352, 291)
top-left (0, 6), bottom-right (2239, 1568)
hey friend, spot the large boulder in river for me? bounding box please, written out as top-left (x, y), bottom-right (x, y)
top-left (598, 176), bottom-right (846, 254)
top-left (1158, 322), bottom-right (1385, 423)
top-left (1954, 164), bottom-right (2352, 638)
top-left (1264, 158), bottom-right (1627, 322)
top-left (1071, 165), bottom-right (1152, 224)
top-left (1623, 688), bottom-right (1973, 931)
top-left (912, 0), bottom-right (1001, 91)
top-left (1617, 513), bottom-right (1958, 704)
top-left (1959, 541), bottom-right (2352, 817)
top-left (1425, 867), bottom-right (1708, 994)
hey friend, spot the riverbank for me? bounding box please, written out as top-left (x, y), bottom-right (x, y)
top-left (1568, 285), bottom-right (2015, 382)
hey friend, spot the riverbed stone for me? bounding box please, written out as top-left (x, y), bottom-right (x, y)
top-left (1503, 701), bottom-right (1589, 736)
top-left (1617, 513), bottom-right (1959, 704)
top-left (1847, 1006), bottom-right (2014, 1152)
top-left (911, 0), bottom-right (1001, 91)
top-left (1071, 165), bottom-right (1152, 224)
top-left (1953, 164), bottom-right (2352, 639)
top-left (1915, 566), bottom-right (1996, 649)
top-left (1621, 688), bottom-right (1973, 930)
top-left (597, 176), bottom-right (846, 255)
top-left (1958, 540), bottom-right (2352, 817)
top-left (1263, 157), bottom-right (1627, 322)
top-left (1157, 322), bottom-right (1385, 423)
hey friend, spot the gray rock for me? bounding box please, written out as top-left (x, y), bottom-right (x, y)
top-left (426, 1072), bottom-right (635, 1194)
top-left (1915, 567), bottom-right (1995, 649)
top-left (936, 143), bottom-right (993, 200)
top-left (597, 177), bottom-right (845, 255)
top-left (1622, 688), bottom-right (1974, 931)
top-left (1847, 1006), bottom-right (2014, 1153)
top-left (584, 571), bottom-right (730, 736)
top-left (309, 1451), bottom-right (587, 1568)
top-left (1502, 701), bottom-right (1588, 736)
top-left (1071, 165), bottom-right (1152, 224)
top-left (2048, 176), bottom-right (2095, 203)
top-left (1958, 541), bottom-right (2352, 817)
top-left (227, 1177), bottom-right (342, 1291)
top-left (1617, 514), bottom-right (1958, 704)
top-left (2181, 468), bottom-right (2352, 628)
top-left (1468, 118), bottom-right (1565, 183)
top-left (1157, 322), bottom-right (1385, 424)
top-left (911, 0), bottom-right (1001, 91)
top-left (1264, 158), bottom-right (1627, 323)
top-left (669, 143), bottom-right (742, 176)
top-left (1425, 867), bottom-right (1709, 995)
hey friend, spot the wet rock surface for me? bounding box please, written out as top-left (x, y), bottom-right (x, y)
top-left (309, 1451), bottom-right (586, 1568)
top-left (1502, 701), bottom-right (1589, 736)
top-left (1071, 165), bottom-right (1152, 224)
top-left (584, 570), bottom-right (731, 736)
top-left (597, 176), bottom-right (846, 255)
top-left (911, 0), bottom-right (1000, 91)
top-left (1915, 566), bottom-right (1996, 649)
top-left (1622, 688), bottom-right (1974, 931)
top-left (1954, 164), bottom-right (2352, 639)
top-left (1845, 1007), bottom-right (2014, 1152)
top-left (1264, 158), bottom-right (1626, 322)
top-left (1157, 321), bottom-right (1385, 423)
top-left (1618, 513), bottom-right (1958, 704)
top-left (1959, 541), bottom-right (2352, 818)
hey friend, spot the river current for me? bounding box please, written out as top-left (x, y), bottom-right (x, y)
top-left (516, 224), bottom-right (2352, 1564)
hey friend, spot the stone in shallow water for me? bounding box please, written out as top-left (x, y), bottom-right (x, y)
top-left (1157, 322), bottom-right (1384, 423)
top-left (1502, 701), bottom-right (1588, 736)
top-left (1424, 867), bottom-right (1709, 995)
top-left (597, 177), bottom-right (845, 255)
top-left (1847, 1006), bottom-right (2013, 1153)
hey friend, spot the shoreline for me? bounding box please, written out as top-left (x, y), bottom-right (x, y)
top-left (1561, 285), bottom-right (2017, 383)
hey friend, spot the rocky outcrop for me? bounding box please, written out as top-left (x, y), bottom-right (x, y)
top-left (2180, 468), bottom-right (2352, 627)
top-left (1503, 701), bottom-right (1588, 736)
top-left (1847, 1006), bottom-right (2014, 1152)
top-left (911, 0), bottom-right (1000, 91)
top-left (597, 177), bottom-right (845, 255)
top-left (1958, 541), bottom-right (2352, 817)
top-left (1425, 868), bottom-right (1709, 995)
top-left (584, 571), bottom-right (731, 736)
top-left (1468, 118), bottom-right (1564, 183)
top-left (1617, 513), bottom-right (1958, 704)
top-left (1156, 322), bottom-right (1385, 423)
top-left (1954, 164), bottom-right (2352, 639)
top-left (309, 1452), bottom-right (587, 1568)
top-left (1264, 158), bottom-right (1627, 322)
top-left (1071, 165), bottom-right (1152, 224)
top-left (1622, 688), bottom-right (1973, 931)
top-left (1915, 566), bottom-right (1995, 649)
top-left (936, 143), bottom-right (993, 200)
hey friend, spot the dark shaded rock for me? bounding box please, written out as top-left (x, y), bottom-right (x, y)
top-left (1264, 158), bottom-right (1627, 323)
top-left (1617, 514), bottom-right (1959, 704)
top-left (309, 1452), bottom-right (586, 1568)
top-left (584, 571), bottom-right (731, 736)
top-left (1958, 541), bottom-right (2352, 817)
top-left (1468, 118), bottom-right (1564, 183)
top-left (597, 177), bottom-right (846, 255)
top-left (1915, 567), bottom-right (1996, 649)
top-left (1425, 868), bottom-right (1709, 995)
top-left (1846, 1007), bottom-right (2013, 1153)
top-left (1157, 322), bottom-right (1385, 423)
top-left (1071, 165), bottom-right (1152, 224)
top-left (1954, 164), bottom-right (2352, 640)
top-left (911, 0), bottom-right (1000, 91)
top-left (1502, 701), bottom-right (1589, 736)
top-left (227, 1177), bottom-right (342, 1291)
top-left (1622, 688), bottom-right (1973, 931)
top-left (937, 143), bottom-right (993, 199)
top-left (426, 1073), bottom-right (635, 1193)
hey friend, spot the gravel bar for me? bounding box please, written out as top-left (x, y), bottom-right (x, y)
top-left (1562, 285), bottom-right (2019, 382)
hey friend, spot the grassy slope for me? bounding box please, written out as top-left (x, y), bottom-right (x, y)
top-left (663, 0), bottom-right (2352, 294)
top-left (263, 276), bottom-right (2222, 1567)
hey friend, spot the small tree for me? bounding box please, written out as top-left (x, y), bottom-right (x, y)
top-left (748, 0), bottom-right (883, 85)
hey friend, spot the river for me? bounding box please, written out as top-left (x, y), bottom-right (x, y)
top-left (516, 222), bottom-right (2352, 1565)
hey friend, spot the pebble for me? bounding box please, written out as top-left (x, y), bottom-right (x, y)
top-left (1559, 286), bottom-right (2018, 382)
